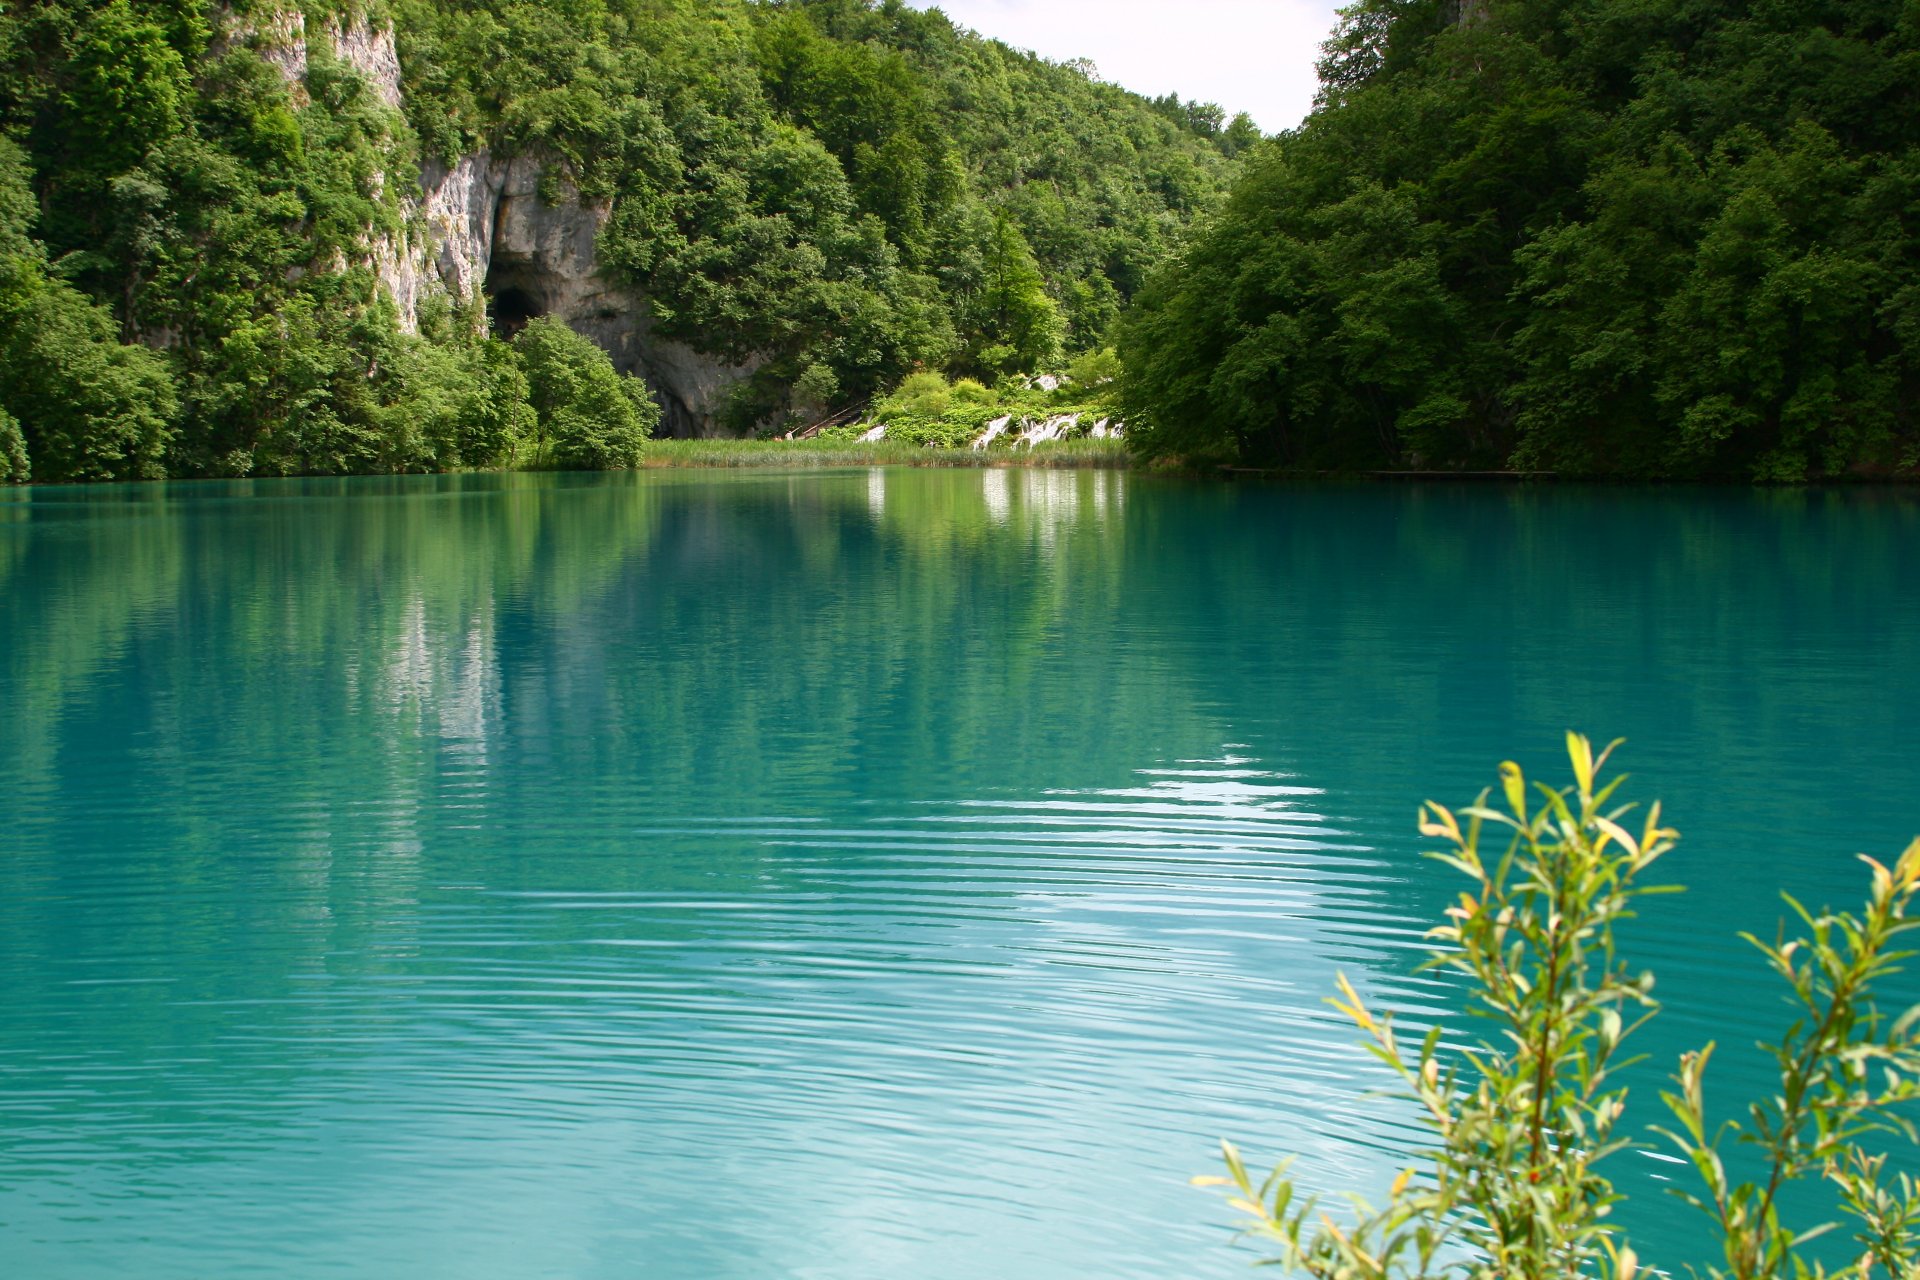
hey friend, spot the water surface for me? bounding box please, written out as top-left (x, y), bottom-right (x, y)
top-left (3, 471), bottom-right (1917, 1277)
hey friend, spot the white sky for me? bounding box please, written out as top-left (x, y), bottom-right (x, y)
top-left (907, 1), bottom-right (1347, 133)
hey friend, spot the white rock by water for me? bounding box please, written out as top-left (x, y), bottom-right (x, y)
top-left (971, 416), bottom-right (1013, 451)
top-left (209, 10), bottom-right (771, 438)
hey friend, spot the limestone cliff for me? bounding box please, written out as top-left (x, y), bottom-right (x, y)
top-left (400, 153), bottom-right (761, 438)
top-left (244, 8), bottom-right (760, 437)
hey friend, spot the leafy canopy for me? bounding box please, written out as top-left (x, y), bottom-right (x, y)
top-left (1120, 0), bottom-right (1920, 479)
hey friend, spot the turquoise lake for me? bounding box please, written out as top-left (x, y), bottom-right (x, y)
top-left (2, 469), bottom-right (1918, 1278)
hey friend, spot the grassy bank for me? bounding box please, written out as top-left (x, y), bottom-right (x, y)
top-left (640, 438), bottom-right (1131, 469)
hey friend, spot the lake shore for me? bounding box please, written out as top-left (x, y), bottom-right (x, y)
top-left (638, 438), bottom-right (1132, 469)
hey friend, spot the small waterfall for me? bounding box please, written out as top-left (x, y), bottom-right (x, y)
top-left (971, 415), bottom-right (1013, 451)
top-left (1019, 414), bottom-right (1079, 449)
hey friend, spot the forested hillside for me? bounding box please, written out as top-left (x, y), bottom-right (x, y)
top-left (0, 0), bottom-right (1244, 481)
top-left (1121, 0), bottom-right (1920, 480)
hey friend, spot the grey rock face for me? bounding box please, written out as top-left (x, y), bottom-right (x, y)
top-left (228, 8), bottom-right (766, 437)
top-left (404, 154), bottom-right (761, 437)
top-left (217, 7), bottom-right (309, 102)
top-left (327, 17), bottom-right (404, 110)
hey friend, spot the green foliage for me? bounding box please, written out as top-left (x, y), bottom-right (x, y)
top-left (1208, 735), bottom-right (1920, 1279)
top-left (0, 261), bottom-right (177, 481)
top-left (967, 212), bottom-right (1063, 378)
top-left (792, 360), bottom-right (840, 412)
top-left (881, 370), bottom-right (955, 420)
top-left (1064, 347), bottom-right (1123, 398)
top-left (950, 377), bottom-right (993, 406)
top-left (0, 135), bottom-right (174, 481)
top-left (1122, 0), bottom-right (1920, 478)
top-left (0, 0), bottom-right (1230, 479)
top-left (0, 407), bottom-right (29, 483)
top-left (752, 4), bottom-right (949, 263)
top-left (1663, 848), bottom-right (1920, 1278)
top-left (841, 362), bottom-right (1122, 451)
top-left (390, 0), bottom-right (1235, 407)
top-left (58, 0), bottom-right (193, 175)
top-left (383, 331), bottom-right (537, 471)
top-left (513, 316), bottom-right (655, 470)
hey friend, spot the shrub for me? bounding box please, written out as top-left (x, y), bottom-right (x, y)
top-left (1206, 735), bottom-right (1920, 1279)
top-left (386, 336), bottom-right (536, 470)
top-left (1065, 346), bottom-right (1122, 392)
top-left (0, 136), bottom-right (175, 482)
top-left (793, 361), bottom-right (840, 412)
top-left (513, 317), bottom-right (657, 470)
top-left (0, 263), bottom-right (176, 482)
top-left (0, 407), bottom-right (28, 483)
top-left (880, 370), bottom-right (954, 420)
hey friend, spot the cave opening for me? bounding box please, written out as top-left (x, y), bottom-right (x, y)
top-left (488, 283), bottom-right (542, 342)
top-left (485, 253), bottom-right (547, 342)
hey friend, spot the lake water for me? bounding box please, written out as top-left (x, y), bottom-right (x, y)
top-left (2, 469), bottom-right (1917, 1278)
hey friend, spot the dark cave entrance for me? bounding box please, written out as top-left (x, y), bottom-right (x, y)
top-left (487, 283), bottom-right (542, 342)
top-left (491, 287), bottom-right (539, 340)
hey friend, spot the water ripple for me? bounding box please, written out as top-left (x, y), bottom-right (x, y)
top-left (5, 473), bottom-right (1917, 1279)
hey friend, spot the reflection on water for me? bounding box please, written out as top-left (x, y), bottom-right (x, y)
top-left (1, 472), bottom-right (1918, 1278)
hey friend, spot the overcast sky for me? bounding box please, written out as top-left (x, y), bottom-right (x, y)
top-left (906, 1), bottom-right (1347, 134)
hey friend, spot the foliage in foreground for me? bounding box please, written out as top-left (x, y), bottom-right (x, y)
top-left (1122, 0), bottom-right (1920, 479)
top-left (1206, 735), bottom-right (1920, 1278)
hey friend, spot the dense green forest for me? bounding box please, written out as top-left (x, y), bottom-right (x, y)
top-left (0, 0), bottom-right (1243, 481)
top-left (1121, 0), bottom-right (1920, 480)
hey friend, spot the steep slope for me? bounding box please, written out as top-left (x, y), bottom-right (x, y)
top-left (0, 0), bottom-right (1243, 479)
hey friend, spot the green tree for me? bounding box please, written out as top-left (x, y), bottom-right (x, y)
top-left (0, 134), bottom-right (174, 481)
top-left (0, 407), bottom-right (29, 483)
top-left (59, 0), bottom-right (193, 174)
top-left (514, 316), bottom-right (657, 470)
top-left (0, 0), bottom-right (1240, 475)
top-left (971, 212), bottom-right (1063, 377)
top-left (1122, 0), bottom-right (1920, 477)
top-left (383, 332), bottom-right (537, 471)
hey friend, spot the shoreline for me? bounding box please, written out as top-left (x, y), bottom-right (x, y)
top-left (12, 439), bottom-right (1920, 486)
top-left (637, 438), bottom-right (1132, 469)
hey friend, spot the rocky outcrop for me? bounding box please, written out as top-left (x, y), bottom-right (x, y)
top-left (217, 7), bottom-right (308, 103)
top-left (230, 7), bottom-right (767, 438)
top-left (396, 152), bottom-right (762, 437)
top-left (327, 16), bottom-right (403, 110)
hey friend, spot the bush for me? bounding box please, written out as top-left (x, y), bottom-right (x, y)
top-left (0, 136), bottom-right (175, 482)
top-left (879, 370), bottom-right (954, 420)
top-left (385, 336), bottom-right (536, 470)
top-left (793, 361), bottom-right (840, 409)
top-left (0, 262), bottom-right (176, 482)
top-left (0, 407), bottom-right (28, 483)
top-left (513, 317), bottom-right (657, 470)
top-left (1207, 735), bottom-right (1920, 1279)
top-left (950, 377), bottom-right (994, 406)
top-left (1065, 347), bottom-right (1122, 392)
